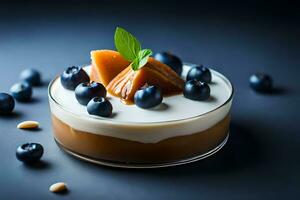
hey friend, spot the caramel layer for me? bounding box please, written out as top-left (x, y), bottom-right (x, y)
top-left (51, 115), bottom-right (230, 163)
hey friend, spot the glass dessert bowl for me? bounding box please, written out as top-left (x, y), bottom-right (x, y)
top-left (48, 63), bottom-right (233, 168)
top-left (48, 28), bottom-right (233, 168)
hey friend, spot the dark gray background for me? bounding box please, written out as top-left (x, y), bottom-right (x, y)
top-left (0, 1), bottom-right (299, 199)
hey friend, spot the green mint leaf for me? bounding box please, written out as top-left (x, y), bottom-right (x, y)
top-left (114, 27), bottom-right (141, 62)
top-left (131, 49), bottom-right (153, 71)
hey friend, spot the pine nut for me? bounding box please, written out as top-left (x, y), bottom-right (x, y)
top-left (17, 121), bottom-right (39, 129)
top-left (49, 182), bottom-right (67, 193)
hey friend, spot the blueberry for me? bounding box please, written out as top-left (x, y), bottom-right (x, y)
top-left (61, 66), bottom-right (90, 90)
top-left (75, 82), bottom-right (106, 105)
top-left (16, 143), bottom-right (44, 163)
top-left (87, 97), bottom-right (113, 117)
top-left (0, 93), bottom-right (15, 114)
top-left (154, 52), bottom-right (183, 75)
top-left (186, 66), bottom-right (212, 83)
top-left (184, 80), bottom-right (210, 101)
top-left (20, 69), bottom-right (41, 86)
top-left (134, 86), bottom-right (163, 109)
top-left (249, 73), bottom-right (273, 92)
top-left (10, 82), bottom-right (32, 102)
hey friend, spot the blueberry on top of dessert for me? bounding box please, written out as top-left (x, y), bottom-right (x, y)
top-left (87, 97), bottom-right (113, 117)
top-left (134, 86), bottom-right (163, 109)
top-left (75, 82), bottom-right (106, 105)
top-left (187, 65), bottom-right (212, 83)
top-left (61, 66), bottom-right (90, 90)
top-left (184, 80), bottom-right (210, 101)
top-left (154, 52), bottom-right (183, 76)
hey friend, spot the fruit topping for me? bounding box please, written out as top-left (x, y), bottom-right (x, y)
top-left (61, 66), bottom-right (90, 90)
top-left (184, 80), bottom-right (210, 101)
top-left (75, 82), bottom-right (106, 105)
top-left (16, 143), bottom-right (44, 163)
top-left (249, 73), bottom-right (273, 92)
top-left (187, 65), bottom-right (212, 83)
top-left (107, 58), bottom-right (184, 104)
top-left (90, 50), bottom-right (130, 86)
top-left (134, 86), bottom-right (163, 109)
top-left (154, 52), bottom-right (183, 75)
top-left (0, 93), bottom-right (15, 115)
top-left (20, 69), bottom-right (41, 86)
top-left (87, 97), bottom-right (113, 117)
top-left (10, 82), bottom-right (32, 102)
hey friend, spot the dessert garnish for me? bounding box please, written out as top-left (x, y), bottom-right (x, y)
top-left (134, 86), bottom-right (163, 109)
top-left (61, 66), bottom-right (90, 90)
top-left (0, 93), bottom-right (15, 115)
top-left (249, 73), bottom-right (273, 93)
top-left (20, 68), bottom-right (42, 86)
top-left (187, 65), bottom-right (212, 83)
top-left (114, 27), bottom-right (153, 71)
top-left (17, 120), bottom-right (39, 129)
top-left (184, 80), bottom-right (210, 101)
top-left (16, 143), bottom-right (44, 163)
top-left (49, 182), bottom-right (68, 193)
top-left (90, 27), bottom-right (184, 105)
top-left (10, 82), bottom-right (32, 102)
top-left (87, 97), bottom-right (113, 117)
top-left (75, 81), bottom-right (106, 105)
top-left (154, 52), bottom-right (183, 75)
top-left (90, 50), bottom-right (130, 86)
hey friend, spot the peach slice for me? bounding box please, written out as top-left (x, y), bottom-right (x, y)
top-left (107, 57), bottom-right (184, 104)
top-left (90, 50), bottom-right (130, 86)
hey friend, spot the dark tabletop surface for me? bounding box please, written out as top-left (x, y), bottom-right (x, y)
top-left (0, 1), bottom-right (299, 199)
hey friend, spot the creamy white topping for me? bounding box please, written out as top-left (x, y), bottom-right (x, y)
top-left (49, 64), bottom-right (233, 143)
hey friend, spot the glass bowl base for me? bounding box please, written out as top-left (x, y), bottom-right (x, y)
top-left (55, 133), bottom-right (229, 169)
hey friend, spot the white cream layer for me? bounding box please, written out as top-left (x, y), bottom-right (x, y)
top-left (49, 64), bottom-right (233, 143)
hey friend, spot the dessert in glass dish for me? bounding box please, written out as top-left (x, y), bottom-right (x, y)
top-left (48, 27), bottom-right (233, 168)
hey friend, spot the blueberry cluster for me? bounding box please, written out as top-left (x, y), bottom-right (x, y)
top-left (0, 68), bottom-right (42, 115)
top-left (61, 66), bottom-right (113, 117)
top-left (0, 68), bottom-right (44, 164)
top-left (184, 65), bottom-right (212, 101)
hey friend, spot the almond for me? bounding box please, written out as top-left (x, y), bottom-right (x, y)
top-left (17, 121), bottom-right (39, 129)
top-left (49, 182), bottom-right (67, 193)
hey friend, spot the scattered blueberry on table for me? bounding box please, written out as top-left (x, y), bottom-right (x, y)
top-left (16, 143), bottom-right (44, 163)
top-left (20, 69), bottom-right (42, 86)
top-left (249, 73), bottom-right (273, 93)
top-left (10, 82), bottom-right (32, 102)
top-left (61, 66), bottom-right (90, 90)
top-left (154, 52), bottom-right (183, 75)
top-left (134, 86), bottom-right (163, 109)
top-left (186, 65), bottom-right (212, 83)
top-left (184, 80), bottom-right (210, 101)
top-left (0, 93), bottom-right (15, 115)
top-left (75, 82), bottom-right (107, 105)
top-left (87, 97), bottom-right (113, 117)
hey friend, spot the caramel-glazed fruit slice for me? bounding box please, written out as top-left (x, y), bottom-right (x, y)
top-left (90, 50), bottom-right (130, 86)
top-left (107, 57), bottom-right (184, 104)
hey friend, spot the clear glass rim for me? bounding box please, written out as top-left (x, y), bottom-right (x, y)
top-left (48, 63), bottom-right (234, 126)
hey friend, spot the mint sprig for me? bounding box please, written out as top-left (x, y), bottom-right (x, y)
top-left (114, 27), bottom-right (152, 71)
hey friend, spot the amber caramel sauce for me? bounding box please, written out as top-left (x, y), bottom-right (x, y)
top-left (52, 114), bottom-right (230, 163)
